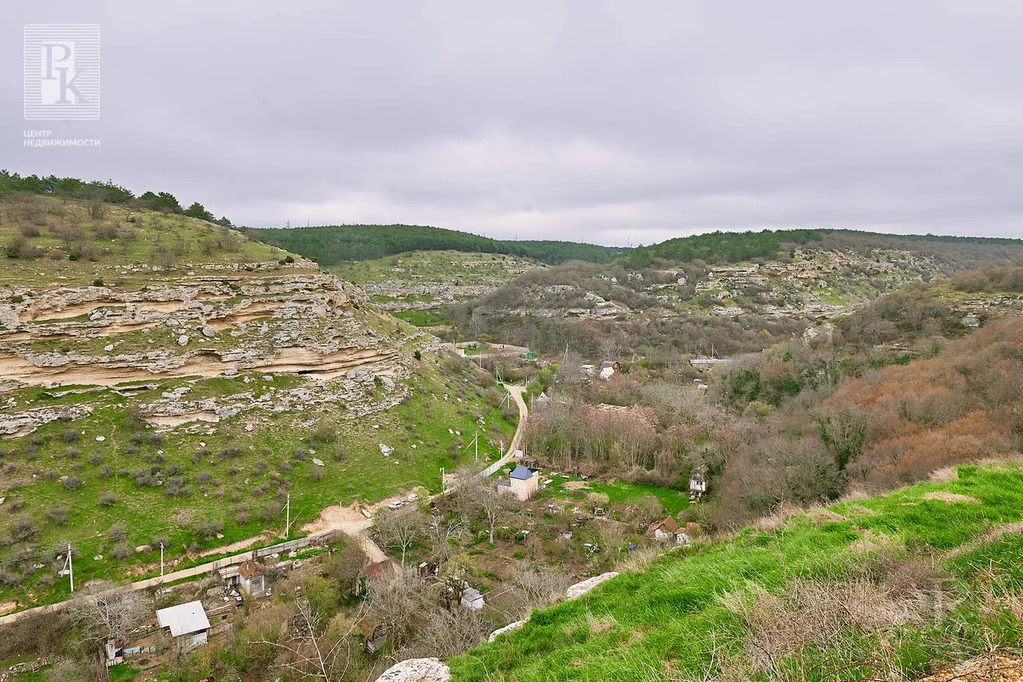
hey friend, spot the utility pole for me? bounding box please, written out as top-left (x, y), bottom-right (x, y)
top-left (65, 542), bottom-right (74, 593)
top-left (474, 432), bottom-right (479, 464)
top-left (440, 467), bottom-right (445, 494)
top-left (285, 493), bottom-right (291, 537)
top-left (160, 542), bottom-right (164, 578)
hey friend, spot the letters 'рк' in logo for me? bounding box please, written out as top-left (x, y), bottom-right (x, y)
top-left (24, 24), bottom-right (100, 121)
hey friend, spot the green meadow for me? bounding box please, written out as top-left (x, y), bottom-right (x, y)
top-left (451, 463), bottom-right (1023, 681)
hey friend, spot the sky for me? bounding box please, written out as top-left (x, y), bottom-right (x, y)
top-left (3, 1), bottom-right (1022, 246)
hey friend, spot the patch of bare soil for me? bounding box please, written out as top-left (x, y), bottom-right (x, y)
top-left (197, 534), bottom-right (272, 558)
top-left (920, 654), bottom-right (1023, 681)
top-left (0, 600), bottom-right (18, 616)
top-left (563, 481), bottom-right (591, 491)
top-left (923, 492), bottom-right (981, 504)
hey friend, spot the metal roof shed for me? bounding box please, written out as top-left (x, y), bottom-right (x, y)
top-left (157, 601), bottom-right (211, 637)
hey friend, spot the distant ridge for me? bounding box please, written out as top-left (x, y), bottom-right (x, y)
top-left (252, 224), bottom-right (625, 265)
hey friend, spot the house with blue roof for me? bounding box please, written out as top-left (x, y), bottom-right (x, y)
top-left (498, 464), bottom-right (539, 501)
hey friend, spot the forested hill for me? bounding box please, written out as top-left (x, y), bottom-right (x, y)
top-left (627, 228), bottom-right (1023, 269)
top-left (252, 224), bottom-right (624, 265)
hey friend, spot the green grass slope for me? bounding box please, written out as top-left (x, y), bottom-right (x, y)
top-left (252, 224), bottom-right (624, 265)
top-left (451, 463), bottom-right (1023, 681)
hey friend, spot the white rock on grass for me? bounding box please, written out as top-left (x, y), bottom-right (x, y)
top-left (312, 458), bottom-right (324, 467)
top-left (201, 325), bottom-right (216, 338)
top-left (565, 571), bottom-right (619, 600)
top-left (488, 619), bottom-right (527, 642)
top-left (177, 335), bottom-right (190, 346)
top-left (377, 658), bottom-right (450, 682)
top-left (379, 443), bottom-right (394, 457)
top-left (95, 435), bottom-right (105, 442)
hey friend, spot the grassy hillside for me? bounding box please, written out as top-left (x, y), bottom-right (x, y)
top-left (451, 462), bottom-right (1023, 681)
top-left (0, 194), bottom-right (518, 612)
top-left (0, 194), bottom-right (278, 289)
top-left (627, 228), bottom-right (1023, 269)
top-left (252, 224), bottom-right (624, 265)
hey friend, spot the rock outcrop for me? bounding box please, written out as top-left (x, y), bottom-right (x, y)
top-left (0, 266), bottom-right (429, 436)
top-left (376, 658), bottom-right (451, 682)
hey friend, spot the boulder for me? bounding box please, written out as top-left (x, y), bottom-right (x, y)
top-left (376, 658), bottom-right (450, 682)
top-left (177, 334), bottom-right (190, 346)
top-left (565, 571), bottom-right (619, 600)
top-left (488, 619), bottom-right (527, 642)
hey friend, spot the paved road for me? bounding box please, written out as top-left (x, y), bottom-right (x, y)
top-left (0, 384), bottom-right (530, 629)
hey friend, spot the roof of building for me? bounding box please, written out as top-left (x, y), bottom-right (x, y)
top-left (238, 560), bottom-right (265, 579)
top-left (360, 560), bottom-right (395, 583)
top-left (157, 601), bottom-right (211, 637)
top-left (510, 465), bottom-right (533, 480)
top-left (647, 516), bottom-right (680, 536)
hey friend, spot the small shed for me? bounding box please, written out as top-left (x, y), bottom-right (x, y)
top-left (498, 465), bottom-right (538, 501)
top-left (360, 614), bottom-right (387, 654)
top-left (156, 601), bottom-right (211, 651)
top-left (599, 360), bottom-right (622, 380)
top-left (460, 585), bottom-right (485, 611)
top-left (647, 516), bottom-right (680, 542)
top-left (238, 560), bottom-right (267, 598)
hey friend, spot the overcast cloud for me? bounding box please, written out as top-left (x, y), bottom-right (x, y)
top-left (3, 1), bottom-right (1022, 245)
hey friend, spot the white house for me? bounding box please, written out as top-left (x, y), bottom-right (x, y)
top-left (498, 465), bottom-right (538, 502)
top-left (157, 601), bottom-right (211, 651)
top-left (647, 516), bottom-right (680, 542)
top-left (689, 466), bottom-right (708, 501)
top-left (237, 560), bottom-right (268, 598)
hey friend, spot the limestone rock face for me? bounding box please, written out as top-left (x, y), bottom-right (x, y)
top-left (0, 267), bottom-right (429, 436)
top-left (376, 658), bottom-right (451, 682)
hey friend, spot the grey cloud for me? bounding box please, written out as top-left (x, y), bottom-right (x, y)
top-left (3, 1), bottom-right (1022, 244)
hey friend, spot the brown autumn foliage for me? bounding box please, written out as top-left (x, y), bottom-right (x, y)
top-left (823, 316), bottom-right (1023, 490)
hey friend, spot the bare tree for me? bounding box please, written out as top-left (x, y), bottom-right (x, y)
top-left (455, 470), bottom-right (507, 544)
top-left (367, 570), bottom-right (433, 652)
top-left (257, 598), bottom-right (362, 681)
top-left (374, 505), bottom-right (427, 568)
top-left (426, 515), bottom-right (466, 573)
top-left (600, 337), bottom-right (623, 363)
top-left (65, 582), bottom-right (149, 662)
top-left (510, 563), bottom-right (572, 609)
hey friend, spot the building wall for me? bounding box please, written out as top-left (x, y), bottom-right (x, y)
top-left (510, 476), bottom-right (538, 501)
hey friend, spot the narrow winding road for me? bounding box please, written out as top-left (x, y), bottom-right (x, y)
top-left (0, 384), bottom-right (530, 628)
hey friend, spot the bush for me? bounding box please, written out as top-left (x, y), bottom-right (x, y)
top-left (99, 491), bottom-right (117, 506)
top-left (47, 506), bottom-right (69, 525)
top-left (108, 522), bottom-right (127, 542)
top-left (9, 516), bottom-right (40, 544)
top-left (110, 542), bottom-right (133, 559)
top-left (164, 476), bottom-right (188, 496)
top-left (195, 518), bottom-right (224, 539)
top-left (61, 475), bottom-right (83, 492)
